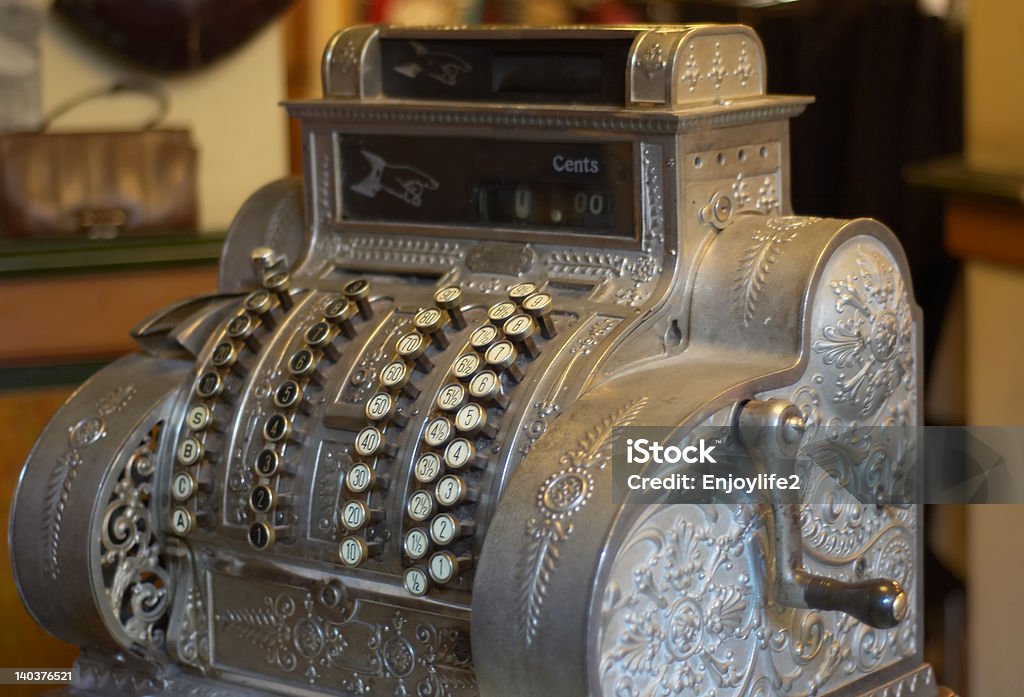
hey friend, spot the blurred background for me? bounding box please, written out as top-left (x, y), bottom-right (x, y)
top-left (0, 0), bottom-right (1020, 695)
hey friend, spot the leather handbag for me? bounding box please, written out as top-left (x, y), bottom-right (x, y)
top-left (0, 81), bottom-right (198, 239)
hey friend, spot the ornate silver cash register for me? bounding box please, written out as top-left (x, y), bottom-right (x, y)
top-left (11, 24), bottom-right (949, 697)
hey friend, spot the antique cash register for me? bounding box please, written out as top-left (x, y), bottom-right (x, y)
top-left (11, 24), bottom-right (947, 697)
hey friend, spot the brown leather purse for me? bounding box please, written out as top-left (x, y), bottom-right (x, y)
top-left (0, 81), bottom-right (198, 239)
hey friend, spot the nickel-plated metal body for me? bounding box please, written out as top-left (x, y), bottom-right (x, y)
top-left (10, 23), bottom-right (945, 697)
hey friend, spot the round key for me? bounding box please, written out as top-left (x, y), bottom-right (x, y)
top-left (443, 438), bottom-right (485, 470)
top-left (364, 391), bottom-right (407, 427)
top-left (414, 452), bottom-right (443, 483)
top-left (380, 360), bottom-right (421, 399)
top-left (305, 321), bottom-right (342, 361)
top-left (211, 340), bottom-right (239, 369)
top-left (407, 490), bottom-right (436, 522)
top-left (171, 506), bottom-right (196, 535)
top-left (288, 349), bottom-right (323, 384)
top-left (195, 370), bottom-right (224, 399)
top-left (404, 528), bottom-right (432, 560)
top-left (523, 292), bottom-right (556, 339)
top-left (248, 521), bottom-right (276, 549)
top-left (343, 278), bottom-right (373, 319)
top-left (274, 380), bottom-right (303, 410)
top-left (346, 462), bottom-right (378, 495)
top-left (186, 404), bottom-right (212, 431)
top-left (451, 352), bottom-right (481, 382)
top-left (430, 512), bottom-right (474, 545)
top-left (454, 402), bottom-right (497, 438)
top-left (342, 500), bottom-right (384, 531)
top-left (263, 271), bottom-right (293, 311)
top-left (470, 324), bottom-right (499, 352)
top-left (249, 484), bottom-right (276, 513)
top-left (503, 314), bottom-right (540, 358)
top-left (487, 301), bottom-right (518, 324)
top-left (324, 298), bottom-right (357, 338)
top-left (338, 536), bottom-right (367, 566)
top-left (508, 281), bottom-right (538, 304)
top-left (433, 285), bottom-right (466, 329)
top-left (428, 550), bottom-right (471, 585)
top-left (435, 383), bottom-right (467, 412)
top-left (177, 436), bottom-right (203, 466)
top-left (244, 289), bottom-right (277, 330)
top-left (404, 566), bottom-right (430, 596)
top-left (227, 313), bottom-right (260, 351)
top-left (354, 426), bottom-right (395, 459)
top-left (423, 416), bottom-right (453, 448)
top-left (263, 414), bottom-right (292, 443)
top-left (254, 448), bottom-right (284, 477)
top-left (172, 472), bottom-right (196, 501)
top-left (414, 307), bottom-right (450, 350)
top-left (484, 340), bottom-right (524, 383)
top-left (468, 370), bottom-right (509, 409)
top-left (397, 332), bottom-right (433, 373)
top-left (435, 475), bottom-right (478, 507)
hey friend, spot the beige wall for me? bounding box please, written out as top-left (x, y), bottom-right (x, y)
top-left (34, 3), bottom-right (289, 231)
top-left (965, 0), bottom-right (1024, 173)
top-left (964, 1), bottom-right (1024, 696)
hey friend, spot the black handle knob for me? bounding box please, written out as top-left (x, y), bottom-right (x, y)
top-left (804, 576), bottom-right (908, 629)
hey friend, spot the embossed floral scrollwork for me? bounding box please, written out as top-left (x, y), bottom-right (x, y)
top-left (813, 251), bottom-right (914, 418)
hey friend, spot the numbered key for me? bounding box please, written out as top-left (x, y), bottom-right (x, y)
top-left (343, 279), bottom-right (373, 319)
top-left (433, 285), bottom-right (466, 329)
top-left (263, 414), bottom-right (293, 443)
top-left (354, 426), bottom-right (396, 459)
top-left (263, 271), bottom-right (294, 311)
top-left (346, 462), bottom-right (386, 494)
top-left (407, 489), bottom-right (436, 522)
top-left (226, 313), bottom-right (261, 352)
top-left (468, 370), bottom-right (509, 409)
top-left (451, 352), bottom-right (481, 382)
top-left (430, 512), bottom-right (474, 545)
top-left (404, 566), bottom-right (430, 596)
top-left (502, 314), bottom-right (540, 359)
top-left (364, 391), bottom-right (408, 427)
top-left (397, 331), bottom-right (433, 373)
top-left (522, 292), bottom-right (557, 339)
top-left (435, 382), bottom-right (467, 412)
top-left (195, 370), bottom-right (224, 399)
top-left (404, 528), bottom-right (432, 560)
top-left (339, 536), bottom-right (382, 566)
top-left (414, 452), bottom-right (444, 483)
top-left (484, 340), bottom-right (524, 383)
top-left (305, 321), bottom-right (342, 361)
top-left (435, 475), bottom-right (479, 507)
top-left (341, 500), bottom-right (384, 531)
top-left (324, 298), bottom-right (357, 338)
top-left (469, 324), bottom-right (500, 353)
top-left (414, 307), bottom-right (450, 349)
top-left (443, 438), bottom-right (486, 470)
top-left (380, 360), bottom-right (421, 399)
top-left (486, 301), bottom-right (517, 324)
top-left (428, 550), bottom-right (472, 585)
top-left (508, 281), bottom-right (538, 304)
top-left (454, 402), bottom-right (497, 439)
top-left (244, 289), bottom-right (277, 330)
top-left (423, 416), bottom-right (454, 448)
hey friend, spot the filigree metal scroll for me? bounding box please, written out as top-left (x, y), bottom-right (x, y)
top-left (518, 397), bottom-right (648, 646)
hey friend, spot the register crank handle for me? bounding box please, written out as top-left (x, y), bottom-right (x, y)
top-left (736, 399), bottom-right (909, 630)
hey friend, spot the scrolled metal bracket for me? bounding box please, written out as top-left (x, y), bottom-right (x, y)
top-left (737, 398), bottom-right (908, 629)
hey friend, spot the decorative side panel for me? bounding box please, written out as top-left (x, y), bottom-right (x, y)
top-left (210, 574), bottom-right (476, 696)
